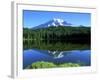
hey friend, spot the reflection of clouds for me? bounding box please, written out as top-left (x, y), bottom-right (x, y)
top-left (48, 50), bottom-right (64, 59)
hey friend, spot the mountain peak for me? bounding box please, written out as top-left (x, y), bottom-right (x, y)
top-left (33, 18), bottom-right (72, 29)
top-left (53, 18), bottom-right (64, 23)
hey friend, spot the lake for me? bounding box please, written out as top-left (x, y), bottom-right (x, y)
top-left (23, 22), bottom-right (91, 69)
top-left (23, 40), bottom-right (91, 69)
top-left (23, 49), bottom-right (91, 69)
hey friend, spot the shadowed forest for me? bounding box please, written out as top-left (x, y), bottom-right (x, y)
top-left (23, 26), bottom-right (90, 50)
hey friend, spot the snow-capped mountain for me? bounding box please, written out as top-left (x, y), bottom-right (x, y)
top-left (33, 18), bottom-right (72, 29)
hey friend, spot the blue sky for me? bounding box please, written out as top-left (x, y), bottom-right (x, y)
top-left (23, 10), bottom-right (91, 28)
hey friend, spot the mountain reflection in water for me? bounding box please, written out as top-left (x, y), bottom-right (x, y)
top-left (48, 50), bottom-right (64, 59)
top-left (23, 49), bottom-right (91, 69)
top-left (23, 40), bottom-right (91, 69)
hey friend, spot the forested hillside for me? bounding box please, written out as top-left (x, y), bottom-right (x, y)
top-left (23, 26), bottom-right (90, 44)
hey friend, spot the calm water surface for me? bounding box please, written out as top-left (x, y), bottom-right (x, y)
top-left (23, 49), bottom-right (90, 69)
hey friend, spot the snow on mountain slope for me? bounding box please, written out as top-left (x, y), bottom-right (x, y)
top-left (33, 18), bottom-right (72, 29)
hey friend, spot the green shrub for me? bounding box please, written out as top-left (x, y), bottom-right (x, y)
top-left (59, 63), bottom-right (80, 67)
top-left (26, 61), bottom-right (81, 69)
top-left (31, 61), bottom-right (56, 69)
